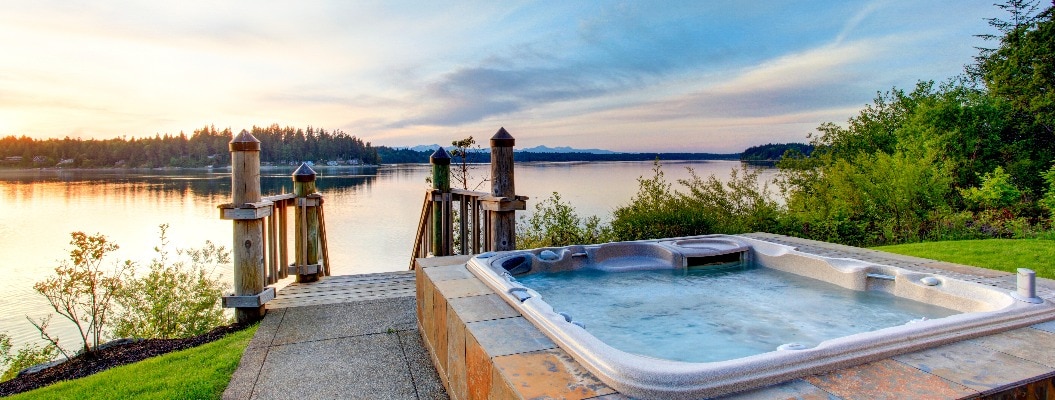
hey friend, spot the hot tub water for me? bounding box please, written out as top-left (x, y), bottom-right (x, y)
top-left (517, 264), bottom-right (957, 362)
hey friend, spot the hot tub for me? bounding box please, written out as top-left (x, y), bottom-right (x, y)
top-left (465, 235), bottom-right (1055, 399)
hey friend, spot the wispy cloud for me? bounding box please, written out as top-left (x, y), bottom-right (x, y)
top-left (0, 1), bottom-right (997, 152)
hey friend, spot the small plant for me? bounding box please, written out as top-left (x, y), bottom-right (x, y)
top-left (112, 224), bottom-right (231, 339)
top-left (0, 333), bottom-right (59, 382)
top-left (30, 232), bottom-right (131, 358)
top-left (450, 136), bottom-right (487, 190)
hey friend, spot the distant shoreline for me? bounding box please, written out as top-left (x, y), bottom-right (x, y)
top-left (0, 153), bottom-right (749, 172)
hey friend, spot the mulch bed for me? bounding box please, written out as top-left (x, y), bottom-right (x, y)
top-left (0, 322), bottom-right (251, 397)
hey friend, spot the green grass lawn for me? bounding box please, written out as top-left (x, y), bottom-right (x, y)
top-left (874, 239), bottom-right (1055, 279)
top-left (9, 324), bottom-right (257, 400)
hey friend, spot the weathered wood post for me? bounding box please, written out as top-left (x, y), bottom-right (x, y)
top-left (293, 163), bottom-right (321, 283)
top-left (430, 147), bottom-right (452, 256)
top-left (220, 130), bottom-right (274, 323)
top-left (489, 127), bottom-right (517, 251)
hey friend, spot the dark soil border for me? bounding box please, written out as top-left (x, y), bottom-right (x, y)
top-left (0, 322), bottom-right (251, 397)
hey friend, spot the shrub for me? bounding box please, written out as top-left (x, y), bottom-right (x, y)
top-left (517, 192), bottom-right (614, 248)
top-left (960, 166), bottom-right (1022, 210)
top-left (1041, 164), bottom-right (1055, 218)
top-left (31, 232), bottom-right (131, 358)
top-left (112, 225), bottom-right (230, 339)
top-left (0, 333), bottom-right (59, 382)
top-left (611, 161), bottom-right (710, 241)
top-left (611, 161), bottom-right (781, 241)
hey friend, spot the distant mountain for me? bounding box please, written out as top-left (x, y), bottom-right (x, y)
top-left (519, 145), bottom-right (618, 154)
top-left (398, 144), bottom-right (617, 154)
top-left (403, 144), bottom-right (445, 153)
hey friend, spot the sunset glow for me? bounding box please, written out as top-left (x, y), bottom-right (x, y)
top-left (2, 1), bottom-right (995, 152)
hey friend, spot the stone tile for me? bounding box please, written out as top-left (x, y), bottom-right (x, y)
top-left (222, 346), bottom-right (268, 400)
top-left (492, 348), bottom-right (615, 400)
top-left (447, 310), bottom-right (469, 400)
top-left (924, 262), bottom-right (1012, 278)
top-left (982, 375), bottom-right (1055, 400)
top-left (718, 379), bottom-right (839, 400)
top-left (972, 327), bottom-right (1055, 367)
top-left (272, 296), bottom-right (417, 345)
top-left (466, 317), bottom-right (556, 357)
top-left (1032, 320), bottom-right (1055, 334)
top-left (805, 359), bottom-right (976, 400)
top-left (421, 274), bottom-right (436, 344)
top-left (252, 333), bottom-right (416, 400)
top-left (424, 263), bottom-right (476, 281)
top-left (466, 333), bottom-right (493, 400)
top-left (448, 294), bottom-right (519, 323)
top-left (416, 268), bottom-right (426, 324)
top-left (488, 366), bottom-right (522, 400)
top-left (893, 340), bottom-right (1054, 394)
top-left (1037, 277), bottom-right (1055, 293)
top-left (398, 330), bottom-right (449, 400)
top-left (434, 278), bottom-right (494, 300)
top-left (416, 255), bottom-right (473, 270)
top-left (432, 290), bottom-right (449, 374)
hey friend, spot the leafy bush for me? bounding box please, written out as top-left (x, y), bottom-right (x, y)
top-left (611, 161), bottom-right (711, 241)
top-left (1041, 164), bottom-right (1055, 218)
top-left (610, 161), bottom-right (781, 241)
top-left (517, 192), bottom-right (614, 248)
top-left (31, 232), bottom-right (132, 358)
top-left (112, 225), bottom-right (230, 339)
top-left (0, 333), bottom-right (59, 382)
top-left (960, 166), bottom-right (1022, 210)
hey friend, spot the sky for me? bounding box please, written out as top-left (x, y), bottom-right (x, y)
top-left (0, 1), bottom-right (999, 153)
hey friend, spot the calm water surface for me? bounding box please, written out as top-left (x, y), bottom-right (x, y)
top-left (0, 160), bottom-right (775, 347)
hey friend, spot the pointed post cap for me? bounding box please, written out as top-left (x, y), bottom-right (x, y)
top-left (293, 162), bottom-right (317, 182)
top-left (229, 130), bottom-right (261, 152)
top-left (430, 146), bottom-right (451, 165)
top-left (490, 127), bottom-right (515, 147)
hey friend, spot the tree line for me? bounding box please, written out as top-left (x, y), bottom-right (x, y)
top-left (739, 143), bottom-right (815, 162)
top-left (0, 124), bottom-right (380, 168)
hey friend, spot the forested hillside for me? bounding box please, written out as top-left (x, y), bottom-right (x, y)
top-left (740, 143), bottom-right (814, 161)
top-left (0, 125), bottom-right (379, 168)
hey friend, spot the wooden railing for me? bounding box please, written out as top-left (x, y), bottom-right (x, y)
top-left (218, 130), bottom-right (332, 322)
top-left (255, 192), bottom-right (331, 285)
top-left (410, 188), bottom-right (523, 268)
top-left (409, 128), bottom-right (526, 268)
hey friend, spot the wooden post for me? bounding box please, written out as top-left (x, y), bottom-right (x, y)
top-left (230, 130), bottom-right (266, 323)
top-left (430, 147), bottom-right (451, 256)
top-left (490, 127), bottom-right (516, 251)
top-left (293, 163), bottom-right (321, 283)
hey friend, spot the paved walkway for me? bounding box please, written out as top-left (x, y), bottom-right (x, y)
top-left (222, 271), bottom-right (448, 400)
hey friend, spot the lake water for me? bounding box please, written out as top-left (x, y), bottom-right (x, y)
top-left (0, 160), bottom-right (776, 347)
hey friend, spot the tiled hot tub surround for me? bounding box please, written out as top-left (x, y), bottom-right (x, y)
top-left (459, 236), bottom-right (1055, 398)
top-left (415, 256), bottom-right (619, 400)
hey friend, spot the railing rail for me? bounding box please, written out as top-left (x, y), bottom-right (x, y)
top-left (409, 189), bottom-right (496, 265)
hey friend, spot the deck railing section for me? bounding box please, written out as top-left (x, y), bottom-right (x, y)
top-left (218, 130), bottom-right (331, 322)
top-left (409, 128), bottom-right (526, 269)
